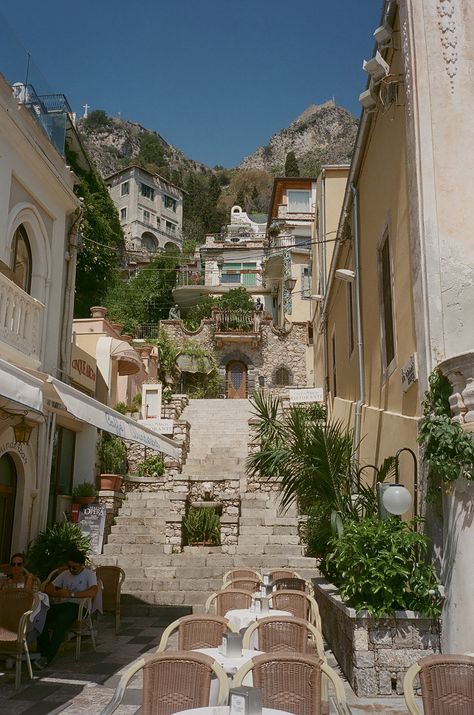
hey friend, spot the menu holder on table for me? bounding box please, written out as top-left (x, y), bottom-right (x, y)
top-left (229, 687), bottom-right (262, 715)
top-left (222, 632), bottom-right (244, 657)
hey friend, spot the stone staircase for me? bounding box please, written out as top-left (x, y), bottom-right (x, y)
top-left (98, 399), bottom-right (317, 614)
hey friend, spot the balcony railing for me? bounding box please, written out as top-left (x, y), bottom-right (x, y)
top-left (176, 269), bottom-right (205, 286)
top-left (13, 84), bottom-right (69, 156)
top-left (134, 323), bottom-right (160, 340)
top-left (213, 309), bottom-right (260, 333)
top-left (0, 272), bottom-right (44, 362)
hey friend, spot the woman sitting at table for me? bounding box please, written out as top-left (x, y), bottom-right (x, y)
top-left (0, 553), bottom-right (35, 590)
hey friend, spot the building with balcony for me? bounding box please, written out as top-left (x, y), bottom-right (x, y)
top-left (106, 165), bottom-right (184, 268)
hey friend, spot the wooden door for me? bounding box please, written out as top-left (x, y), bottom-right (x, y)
top-left (227, 361), bottom-right (247, 399)
top-left (0, 454), bottom-right (17, 563)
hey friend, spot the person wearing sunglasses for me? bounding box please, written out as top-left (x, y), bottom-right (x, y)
top-left (1, 553), bottom-right (34, 591)
top-left (36, 549), bottom-right (97, 669)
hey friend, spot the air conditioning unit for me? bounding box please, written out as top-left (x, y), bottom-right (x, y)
top-left (374, 24), bottom-right (392, 48)
top-left (363, 51), bottom-right (390, 82)
top-left (359, 88), bottom-right (378, 112)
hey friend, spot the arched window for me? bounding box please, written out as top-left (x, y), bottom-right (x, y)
top-left (274, 366), bottom-right (292, 386)
top-left (141, 232), bottom-right (158, 253)
top-left (10, 225), bottom-right (32, 293)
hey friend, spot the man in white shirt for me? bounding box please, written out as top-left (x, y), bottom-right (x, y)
top-left (35, 549), bottom-right (97, 669)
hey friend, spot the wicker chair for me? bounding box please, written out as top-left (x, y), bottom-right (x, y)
top-left (223, 578), bottom-right (261, 593)
top-left (0, 589), bottom-right (39, 688)
top-left (100, 650), bottom-right (229, 715)
top-left (205, 589), bottom-right (253, 616)
top-left (271, 590), bottom-right (322, 631)
top-left (95, 566), bottom-right (125, 634)
top-left (242, 615), bottom-right (325, 658)
top-left (404, 654), bottom-right (474, 715)
top-left (157, 614), bottom-right (236, 651)
top-left (273, 577), bottom-right (315, 595)
top-left (268, 569), bottom-right (301, 581)
top-left (232, 652), bottom-right (351, 715)
top-left (223, 568), bottom-right (262, 584)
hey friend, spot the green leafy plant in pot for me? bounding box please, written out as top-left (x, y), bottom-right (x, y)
top-left (71, 481), bottom-right (98, 504)
top-left (136, 454), bottom-right (165, 478)
top-left (97, 432), bottom-right (127, 491)
top-left (26, 520), bottom-right (91, 581)
top-left (183, 507), bottom-right (221, 546)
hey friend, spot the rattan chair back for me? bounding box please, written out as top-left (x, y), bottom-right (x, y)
top-left (223, 568), bottom-right (262, 583)
top-left (269, 569), bottom-right (299, 581)
top-left (242, 616), bottom-right (325, 658)
top-left (404, 654), bottom-right (474, 715)
top-left (273, 577), bottom-right (308, 592)
top-left (205, 589), bottom-right (253, 616)
top-left (158, 614), bottom-right (235, 651)
top-left (223, 578), bottom-right (261, 593)
top-left (96, 565), bottom-right (125, 633)
top-left (271, 590), bottom-right (321, 631)
top-left (0, 589), bottom-right (38, 688)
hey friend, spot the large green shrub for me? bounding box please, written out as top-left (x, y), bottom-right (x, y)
top-left (26, 521), bottom-right (91, 581)
top-left (183, 507), bottom-right (221, 546)
top-left (324, 517), bottom-right (442, 618)
top-left (136, 454), bottom-right (164, 478)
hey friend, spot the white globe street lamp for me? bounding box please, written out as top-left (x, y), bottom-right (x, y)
top-left (382, 483), bottom-right (412, 516)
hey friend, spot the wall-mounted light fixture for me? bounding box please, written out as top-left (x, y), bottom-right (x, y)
top-left (335, 269), bottom-right (355, 283)
top-left (284, 277), bottom-right (297, 293)
top-left (13, 415), bottom-right (33, 445)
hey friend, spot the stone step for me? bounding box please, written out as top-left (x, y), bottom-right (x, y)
top-left (234, 544), bottom-right (303, 556)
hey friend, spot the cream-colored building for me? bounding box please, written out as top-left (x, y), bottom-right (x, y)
top-left (312, 0), bottom-right (474, 652)
top-left (106, 165), bottom-right (184, 267)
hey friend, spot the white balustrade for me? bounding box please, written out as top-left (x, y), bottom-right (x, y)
top-left (0, 272), bottom-right (44, 361)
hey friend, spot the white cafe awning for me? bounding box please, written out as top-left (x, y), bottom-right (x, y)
top-left (0, 357), bottom-right (43, 413)
top-left (49, 378), bottom-right (180, 459)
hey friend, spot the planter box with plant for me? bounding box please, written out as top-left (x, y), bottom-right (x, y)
top-left (26, 520), bottom-right (91, 581)
top-left (313, 517), bottom-right (442, 696)
top-left (183, 506), bottom-right (221, 546)
top-left (136, 454), bottom-right (165, 478)
top-left (71, 481), bottom-right (98, 504)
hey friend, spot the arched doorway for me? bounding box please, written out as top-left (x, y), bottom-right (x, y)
top-left (0, 453), bottom-right (17, 562)
top-left (227, 361), bottom-right (247, 399)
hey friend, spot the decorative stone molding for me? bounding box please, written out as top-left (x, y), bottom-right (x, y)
top-left (438, 351), bottom-right (474, 428)
top-left (436, 0), bottom-right (458, 92)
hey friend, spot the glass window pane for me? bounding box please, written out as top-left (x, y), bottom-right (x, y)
top-left (381, 237), bottom-right (395, 366)
top-left (287, 190), bottom-right (310, 213)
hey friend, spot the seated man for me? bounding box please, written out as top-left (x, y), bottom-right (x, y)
top-left (35, 549), bottom-right (97, 669)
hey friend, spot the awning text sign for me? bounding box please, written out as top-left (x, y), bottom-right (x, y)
top-left (289, 388), bottom-right (324, 404)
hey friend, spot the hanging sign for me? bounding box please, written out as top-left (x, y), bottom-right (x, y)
top-left (289, 388), bottom-right (324, 404)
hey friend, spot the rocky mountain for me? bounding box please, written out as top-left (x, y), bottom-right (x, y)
top-left (77, 116), bottom-right (210, 179)
top-left (239, 100), bottom-right (358, 175)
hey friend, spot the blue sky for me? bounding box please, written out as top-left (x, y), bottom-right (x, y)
top-left (0, 0), bottom-right (381, 167)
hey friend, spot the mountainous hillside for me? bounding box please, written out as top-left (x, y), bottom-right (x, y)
top-left (240, 100), bottom-right (358, 175)
top-left (77, 114), bottom-right (210, 180)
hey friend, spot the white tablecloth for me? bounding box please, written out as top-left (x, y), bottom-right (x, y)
top-left (174, 707), bottom-right (292, 715)
top-left (28, 592), bottom-right (50, 641)
top-left (225, 608), bottom-right (292, 632)
top-left (195, 647), bottom-right (263, 676)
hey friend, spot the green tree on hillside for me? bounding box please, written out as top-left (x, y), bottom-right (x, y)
top-left (136, 133), bottom-right (166, 170)
top-left (103, 252), bottom-right (180, 335)
top-left (284, 151), bottom-right (300, 177)
top-left (66, 147), bottom-right (124, 317)
top-left (83, 109), bottom-right (111, 130)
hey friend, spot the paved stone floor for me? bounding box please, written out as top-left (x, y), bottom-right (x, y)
top-left (0, 610), bottom-right (416, 714)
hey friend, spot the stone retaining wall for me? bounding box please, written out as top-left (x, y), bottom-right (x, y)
top-left (313, 576), bottom-right (441, 696)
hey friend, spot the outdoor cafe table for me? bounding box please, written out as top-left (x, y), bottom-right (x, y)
top-left (224, 608), bottom-right (291, 633)
top-left (195, 647), bottom-right (263, 677)
top-left (174, 707), bottom-right (293, 715)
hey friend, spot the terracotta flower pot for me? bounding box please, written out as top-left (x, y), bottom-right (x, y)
top-left (98, 474), bottom-right (123, 491)
top-left (74, 496), bottom-right (97, 505)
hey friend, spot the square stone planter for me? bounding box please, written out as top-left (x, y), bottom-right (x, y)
top-left (312, 576), bottom-right (441, 696)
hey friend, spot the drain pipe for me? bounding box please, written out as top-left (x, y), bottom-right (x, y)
top-left (320, 170), bottom-right (327, 295)
top-left (351, 182), bottom-right (365, 466)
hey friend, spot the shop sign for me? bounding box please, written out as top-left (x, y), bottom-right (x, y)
top-left (70, 344), bottom-right (96, 393)
top-left (401, 353), bottom-right (418, 392)
top-left (137, 418), bottom-right (174, 435)
top-left (77, 503), bottom-right (106, 555)
top-left (289, 387), bottom-right (324, 404)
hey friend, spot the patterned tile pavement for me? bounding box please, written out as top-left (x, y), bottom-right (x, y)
top-left (0, 608), bottom-right (414, 714)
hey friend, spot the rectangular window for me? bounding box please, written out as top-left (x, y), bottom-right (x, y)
top-left (221, 262), bottom-right (241, 284)
top-left (121, 181), bottom-right (129, 196)
top-left (165, 220), bottom-right (176, 234)
top-left (163, 194), bottom-right (177, 211)
top-left (143, 209), bottom-right (151, 224)
top-left (120, 207), bottom-right (127, 221)
top-left (347, 282), bottom-right (354, 356)
top-left (301, 266), bottom-right (311, 298)
top-left (379, 231), bottom-right (396, 369)
top-left (156, 216), bottom-right (161, 227)
top-left (47, 426), bottom-right (76, 526)
top-left (287, 190), bottom-right (311, 213)
top-left (140, 183), bottom-right (155, 201)
top-left (242, 262), bottom-right (257, 286)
